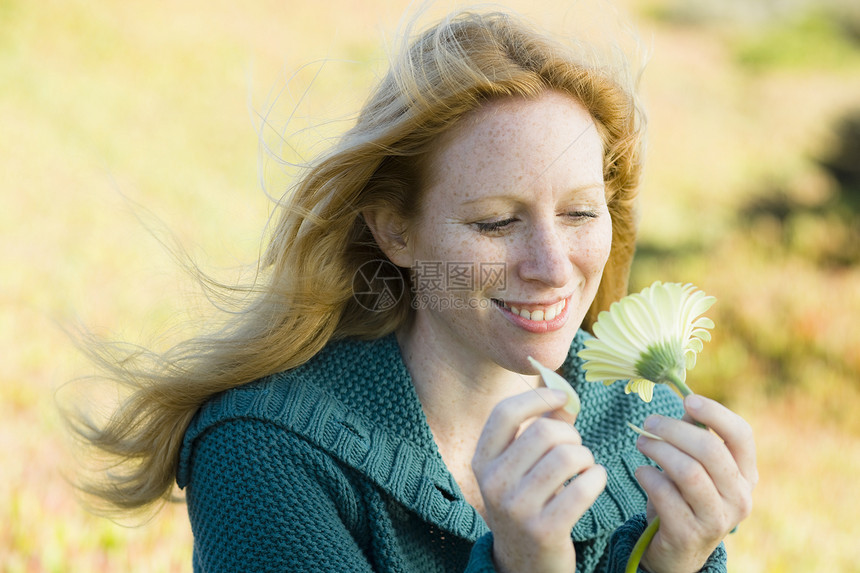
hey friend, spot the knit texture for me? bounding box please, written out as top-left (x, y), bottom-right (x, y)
top-left (177, 330), bottom-right (727, 572)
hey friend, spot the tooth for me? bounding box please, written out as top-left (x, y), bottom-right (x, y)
top-left (520, 309), bottom-right (531, 320)
top-left (544, 306), bottom-right (557, 321)
top-left (531, 309), bottom-right (544, 321)
top-left (510, 305), bottom-right (520, 315)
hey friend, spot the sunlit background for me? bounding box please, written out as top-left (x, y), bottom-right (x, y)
top-left (2, 0), bottom-right (859, 571)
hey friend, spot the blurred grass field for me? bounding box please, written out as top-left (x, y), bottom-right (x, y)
top-left (2, 0), bottom-right (860, 571)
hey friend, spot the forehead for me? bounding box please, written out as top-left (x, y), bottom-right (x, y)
top-left (424, 90), bottom-right (604, 195)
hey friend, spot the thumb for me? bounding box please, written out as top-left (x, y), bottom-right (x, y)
top-left (544, 391), bottom-right (578, 425)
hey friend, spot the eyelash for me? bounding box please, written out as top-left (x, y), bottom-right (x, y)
top-left (475, 218), bottom-right (516, 233)
top-left (474, 211), bottom-right (599, 233)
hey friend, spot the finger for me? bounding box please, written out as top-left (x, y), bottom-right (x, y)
top-left (544, 403), bottom-right (577, 426)
top-left (641, 415), bottom-right (742, 502)
top-left (543, 463), bottom-right (607, 527)
top-left (684, 395), bottom-right (759, 487)
top-left (474, 388), bottom-right (568, 469)
top-left (639, 415), bottom-right (755, 531)
top-left (517, 443), bottom-right (594, 503)
top-left (635, 464), bottom-right (694, 524)
top-left (494, 417), bottom-right (582, 482)
top-left (636, 434), bottom-right (722, 519)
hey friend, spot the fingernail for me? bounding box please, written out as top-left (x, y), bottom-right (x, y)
top-left (643, 415), bottom-right (658, 431)
top-left (686, 394), bottom-right (703, 410)
top-left (551, 389), bottom-right (568, 402)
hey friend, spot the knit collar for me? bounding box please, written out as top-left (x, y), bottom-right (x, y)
top-left (178, 330), bottom-right (652, 542)
top-left (290, 333), bottom-right (488, 539)
top-left (283, 330), bottom-right (649, 542)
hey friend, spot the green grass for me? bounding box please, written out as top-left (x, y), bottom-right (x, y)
top-left (733, 10), bottom-right (860, 71)
top-left (3, 0), bottom-right (860, 570)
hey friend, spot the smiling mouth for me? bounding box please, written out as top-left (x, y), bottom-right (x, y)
top-left (491, 298), bottom-right (568, 322)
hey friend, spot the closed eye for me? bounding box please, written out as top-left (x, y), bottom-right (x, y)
top-left (474, 217), bottom-right (517, 233)
top-left (565, 210), bottom-right (599, 220)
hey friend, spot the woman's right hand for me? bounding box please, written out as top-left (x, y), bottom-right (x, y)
top-left (471, 388), bottom-right (607, 573)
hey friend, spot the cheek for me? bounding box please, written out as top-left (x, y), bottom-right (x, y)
top-left (574, 219), bottom-right (613, 274)
top-left (410, 225), bottom-right (505, 291)
top-left (427, 234), bottom-right (483, 263)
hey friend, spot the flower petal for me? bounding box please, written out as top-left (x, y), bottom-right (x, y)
top-left (578, 281), bottom-right (715, 396)
top-left (625, 378), bottom-right (655, 402)
top-left (527, 356), bottom-right (581, 417)
top-left (686, 337), bottom-right (704, 353)
top-left (627, 421), bottom-right (664, 440)
top-left (691, 330), bottom-right (711, 344)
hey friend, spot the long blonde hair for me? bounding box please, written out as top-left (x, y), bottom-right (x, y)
top-left (65, 9), bottom-right (645, 514)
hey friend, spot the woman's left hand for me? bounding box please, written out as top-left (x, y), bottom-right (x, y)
top-left (635, 394), bottom-right (758, 573)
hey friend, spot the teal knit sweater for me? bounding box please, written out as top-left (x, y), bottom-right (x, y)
top-left (177, 331), bottom-right (726, 572)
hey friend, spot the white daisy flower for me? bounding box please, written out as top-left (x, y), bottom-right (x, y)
top-left (577, 281), bottom-right (716, 401)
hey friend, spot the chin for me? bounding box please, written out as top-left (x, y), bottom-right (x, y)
top-left (504, 335), bottom-right (575, 374)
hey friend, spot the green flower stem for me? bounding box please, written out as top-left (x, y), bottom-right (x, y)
top-left (626, 516), bottom-right (659, 573)
top-left (664, 370), bottom-right (693, 397)
top-left (626, 371), bottom-right (706, 572)
top-left (665, 370), bottom-right (707, 429)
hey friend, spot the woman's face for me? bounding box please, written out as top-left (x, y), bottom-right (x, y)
top-left (403, 90), bottom-right (612, 374)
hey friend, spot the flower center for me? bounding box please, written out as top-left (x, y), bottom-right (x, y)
top-left (635, 340), bottom-right (686, 385)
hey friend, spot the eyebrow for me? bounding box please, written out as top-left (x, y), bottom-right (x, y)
top-left (459, 183), bottom-right (606, 206)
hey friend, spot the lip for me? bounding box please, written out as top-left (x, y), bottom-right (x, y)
top-left (492, 295), bottom-right (573, 334)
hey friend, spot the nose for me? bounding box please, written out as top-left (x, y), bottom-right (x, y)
top-left (517, 220), bottom-right (575, 288)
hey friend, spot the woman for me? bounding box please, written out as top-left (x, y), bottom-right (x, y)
top-left (69, 9), bottom-right (756, 572)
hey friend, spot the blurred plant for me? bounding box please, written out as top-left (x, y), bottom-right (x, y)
top-left (733, 10), bottom-right (860, 71)
top-left (738, 108), bottom-right (860, 268)
top-left (577, 281), bottom-right (716, 572)
top-left (819, 110), bottom-right (860, 211)
top-left (641, 0), bottom-right (801, 27)
top-left (642, 0), bottom-right (860, 71)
